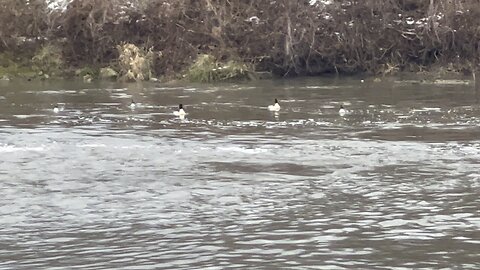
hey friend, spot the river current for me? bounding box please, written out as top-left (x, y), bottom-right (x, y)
top-left (0, 78), bottom-right (479, 269)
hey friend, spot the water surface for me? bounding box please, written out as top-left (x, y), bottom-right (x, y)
top-left (0, 78), bottom-right (479, 269)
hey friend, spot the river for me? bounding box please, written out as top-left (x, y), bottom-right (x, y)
top-left (0, 78), bottom-right (479, 269)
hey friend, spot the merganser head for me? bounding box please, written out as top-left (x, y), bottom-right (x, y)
top-left (275, 98), bottom-right (279, 104)
top-left (179, 104), bottom-right (183, 109)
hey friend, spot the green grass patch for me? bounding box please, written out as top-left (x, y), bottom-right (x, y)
top-left (31, 44), bottom-right (64, 76)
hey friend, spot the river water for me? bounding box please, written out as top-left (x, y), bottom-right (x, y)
top-left (0, 78), bottom-right (479, 269)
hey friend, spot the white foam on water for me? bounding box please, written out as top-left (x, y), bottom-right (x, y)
top-left (217, 146), bottom-right (268, 154)
top-left (76, 143), bottom-right (107, 148)
top-left (0, 145), bottom-right (46, 152)
top-left (111, 93), bottom-right (132, 99)
top-left (14, 115), bottom-right (44, 119)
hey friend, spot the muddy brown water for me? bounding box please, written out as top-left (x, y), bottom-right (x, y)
top-left (0, 78), bottom-right (479, 269)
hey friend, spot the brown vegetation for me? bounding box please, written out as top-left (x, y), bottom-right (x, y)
top-left (117, 43), bottom-right (154, 81)
top-left (0, 0), bottom-right (479, 80)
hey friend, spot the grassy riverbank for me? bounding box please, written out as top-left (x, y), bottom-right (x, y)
top-left (0, 0), bottom-right (479, 83)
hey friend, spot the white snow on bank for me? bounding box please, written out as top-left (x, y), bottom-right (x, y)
top-left (47, 0), bottom-right (70, 10)
top-left (310, 0), bottom-right (333, 4)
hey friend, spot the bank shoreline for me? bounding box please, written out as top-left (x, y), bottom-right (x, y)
top-left (0, 62), bottom-right (476, 87)
top-left (2, 1), bottom-right (479, 85)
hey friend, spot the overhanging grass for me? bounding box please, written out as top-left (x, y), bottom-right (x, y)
top-left (185, 54), bottom-right (253, 83)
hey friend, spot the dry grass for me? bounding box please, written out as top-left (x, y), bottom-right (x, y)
top-left (117, 43), bottom-right (154, 81)
top-left (186, 54), bottom-right (253, 82)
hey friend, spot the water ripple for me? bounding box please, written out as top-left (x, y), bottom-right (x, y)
top-left (1, 80), bottom-right (479, 269)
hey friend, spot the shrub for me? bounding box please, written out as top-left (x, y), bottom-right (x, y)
top-left (117, 43), bottom-right (154, 81)
top-left (31, 44), bottom-right (64, 75)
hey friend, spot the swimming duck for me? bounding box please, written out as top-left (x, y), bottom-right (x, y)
top-left (129, 100), bottom-right (136, 110)
top-left (173, 104), bottom-right (186, 117)
top-left (339, 105), bottom-right (346, 116)
top-left (53, 105), bottom-right (59, 113)
top-left (268, 99), bottom-right (281, 112)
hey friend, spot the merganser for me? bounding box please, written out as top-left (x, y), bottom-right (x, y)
top-left (173, 104), bottom-right (186, 117)
top-left (268, 99), bottom-right (281, 112)
top-left (129, 100), bottom-right (136, 110)
top-left (339, 105), bottom-right (346, 116)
